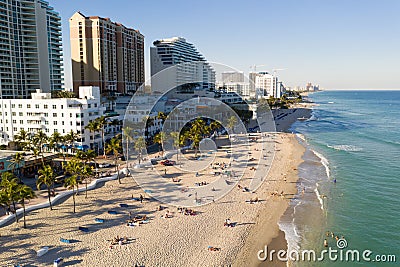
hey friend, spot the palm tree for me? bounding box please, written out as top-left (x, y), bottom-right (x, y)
top-left (16, 184), bottom-right (36, 228)
top-left (14, 129), bottom-right (31, 151)
top-left (156, 112), bottom-right (167, 123)
top-left (64, 159), bottom-right (82, 213)
top-left (64, 158), bottom-right (83, 196)
top-left (8, 152), bottom-right (24, 182)
top-left (80, 164), bottom-right (93, 199)
top-left (153, 132), bottom-right (166, 156)
top-left (95, 116), bottom-right (107, 158)
top-left (184, 118), bottom-right (209, 157)
top-left (227, 116), bottom-right (238, 134)
top-left (134, 136), bottom-right (146, 164)
top-left (85, 120), bottom-right (100, 153)
top-left (122, 126), bottom-right (134, 168)
top-left (169, 132), bottom-right (181, 161)
top-left (32, 130), bottom-right (48, 165)
top-left (0, 172), bottom-right (19, 223)
top-left (64, 175), bottom-right (78, 213)
top-left (49, 132), bottom-right (63, 153)
top-left (105, 136), bottom-right (122, 184)
top-left (37, 165), bottom-right (56, 210)
top-left (65, 130), bottom-right (79, 154)
top-left (0, 190), bottom-right (9, 215)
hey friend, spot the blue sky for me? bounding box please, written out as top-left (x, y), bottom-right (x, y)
top-left (51, 0), bottom-right (400, 89)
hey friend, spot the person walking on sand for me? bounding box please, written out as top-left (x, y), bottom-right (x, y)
top-left (139, 194), bottom-right (144, 203)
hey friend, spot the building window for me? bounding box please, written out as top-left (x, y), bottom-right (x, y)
top-left (61, 105), bottom-right (63, 109)
top-left (11, 104), bottom-right (15, 108)
top-left (54, 129), bottom-right (58, 133)
top-left (53, 121), bottom-right (57, 125)
top-left (18, 104), bottom-right (22, 108)
top-left (53, 105), bottom-right (56, 109)
top-left (88, 104), bottom-right (91, 108)
top-left (63, 129), bottom-right (65, 133)
top-left (19, 112), bottom-right (23, 116)
top-left (12, 120), bottom-right (16, 124)
top-left (20, 120), bottom-right (23, 124)
top-left (62, 121), bottom-right (64, 125)
top-left (13, 127), bottom-right (17, 132)
top-left (94, 103), bottom-right (98, 107)
top-left (44, 113), bottom-right (48, 117)
top-left (27, 104), bottom-right (31, 108)
top-left (46, 129), bottom-right (50, 133)
top-left (45, 121), bottom-right (49, 125)
top-left (12, 112), bottom-right (16, 116)
top-left (61, 113), bottom-right (64, 117)
top-left (70, 122), bottom-right (73, 126)
top-left (44, 105), bottom-right (48, 109)
top-left (53, 113), bottom-right (57, 117)
top-left (35, 104), bottom-right (39, 109)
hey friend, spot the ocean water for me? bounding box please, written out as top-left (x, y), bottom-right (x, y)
top-left (282, 90), bottom-right (400, 266)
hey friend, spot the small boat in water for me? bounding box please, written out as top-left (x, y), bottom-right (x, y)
top-left (297, 117), bottom-right (308, 121)
top-left (328, 101), bottom-right (334, 104)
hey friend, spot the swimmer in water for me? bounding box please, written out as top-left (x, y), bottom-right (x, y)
top-left (324, 239), bottom-right (328, 247)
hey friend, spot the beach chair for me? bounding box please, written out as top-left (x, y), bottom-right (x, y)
top-left (119, 203), bottom-right (129, 208)
top-left (108, 210), bottom-right (118, 215)
top-left (37, 246), bottom-right (49, 257)
top-left (78, 226), bottom-right (89, 232)
top-left (95, 218), bottom-right (104, 223)
top-left (60, 238), bottom-right (71, 243)
top-left (54, 257), bottom-right (64, 267)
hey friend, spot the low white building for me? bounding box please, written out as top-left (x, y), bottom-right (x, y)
top-left (0, 86), bottom-right (105, 150)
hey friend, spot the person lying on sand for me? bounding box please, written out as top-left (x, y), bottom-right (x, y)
top-left (208, 246), bottom-right (221, 251)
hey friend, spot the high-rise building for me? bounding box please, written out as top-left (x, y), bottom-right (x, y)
top-left (69, 12), bottom-right (144, 95)
top-left (0, 0), bottom-right (63, 99)
top-left (255, 72), bottom-right (280, 98)
top-left (150, 37), bottom-right (215, 93)
top-left (221, 71), bottom-right (244, 83)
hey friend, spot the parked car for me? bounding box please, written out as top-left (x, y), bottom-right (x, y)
top-left (160, 160), bottom-right (176, 166)
top-left (98, 163), bottom-right (111, 168)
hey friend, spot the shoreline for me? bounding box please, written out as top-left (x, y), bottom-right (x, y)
top-left (233, 133), bottom-right (306, 267)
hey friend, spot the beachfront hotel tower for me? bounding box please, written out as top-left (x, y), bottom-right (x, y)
top-left (0, 0), bottom-right (63, 99)
top-left (150, 37), bottom-right (215, 93)
top-left (69, 12), bottom-right (144, 95)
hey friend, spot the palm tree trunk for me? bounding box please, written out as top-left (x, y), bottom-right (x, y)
top-left (102, 129), bottom-right (106, 158)
top-left (22, 202), bottom-right (27, 228)
top-left (85, 181), bottom-right (88, 199)
top-left (116, 157), bottom-right (120, 184)
top-left (72, 189), bottom-right (76, 213)
top-left (47, 188), bottom-right (53, 210)
top-left (126, 142), bottom-right (129, 169)
top-left (12, 201), bottom-right (18, 223)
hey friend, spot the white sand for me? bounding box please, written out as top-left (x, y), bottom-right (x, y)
top-left (0, 133), bottom-right (304, 267)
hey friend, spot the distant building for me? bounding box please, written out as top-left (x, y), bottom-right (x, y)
top-left (0, 0), bottom-right (63, 98)
top-left (0, 87), bottom-right (105, 150)
top-left (221, 71), bottom-right (244, 83)
top-left (69, 12), bottom-right (144, 95)
top-left (255, 72), bottom-right (280, 98)
top-left (216, 82), bottom-right (251, 98)
top-left (150, 37), bottom-right (215, 93)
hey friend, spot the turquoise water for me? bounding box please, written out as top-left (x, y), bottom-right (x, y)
top-left (289, 90), bottom-right (400, 266)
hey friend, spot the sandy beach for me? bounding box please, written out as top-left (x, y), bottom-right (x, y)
top-left (0, 108), bottom-right (311, 267)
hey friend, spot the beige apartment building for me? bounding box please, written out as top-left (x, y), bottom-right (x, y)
top-left (69, 12), bottom-right (144, 95)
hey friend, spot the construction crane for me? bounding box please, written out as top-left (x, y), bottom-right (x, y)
top-left (249, 64), bottom-right (266, 73)
top-left (272, 68), bottom-right (286, 77)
